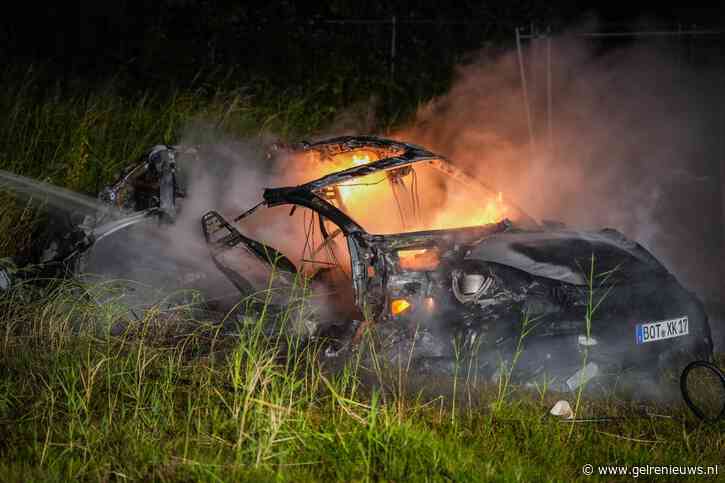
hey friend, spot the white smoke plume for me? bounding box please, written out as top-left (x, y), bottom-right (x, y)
top-left (394, 32), bottom-right (725, 303)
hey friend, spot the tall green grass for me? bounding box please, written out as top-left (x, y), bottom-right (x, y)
top-left (1, 279), bottom-right (723, 481)
top-left (0, 64), bottom-right (381, 259)
top-left (0, 65), bottom-right (374, 195)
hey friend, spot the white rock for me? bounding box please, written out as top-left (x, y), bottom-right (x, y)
top-left (550, 400), bottom-right (574, 419)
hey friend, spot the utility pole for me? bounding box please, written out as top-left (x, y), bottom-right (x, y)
top-left (719, 51), bottom-right (725, 303)
top-left (390, 15), bottom-right (397, 81)
top-left (516, 27), bottom-right (536, 165)
top-left (546, 27), bottom-right (553, 158)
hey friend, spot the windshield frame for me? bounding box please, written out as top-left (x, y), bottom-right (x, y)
top-left (261, 136), bottom-right (537, 236)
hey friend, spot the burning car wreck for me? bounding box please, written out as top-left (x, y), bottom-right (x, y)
top-left (0, 136), bottom-right (714, 393)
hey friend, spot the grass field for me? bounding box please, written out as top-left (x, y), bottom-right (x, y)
top-left (0, 69), bottom-right (723, 481)
top-left (0, 280), bottom-right (723, 482)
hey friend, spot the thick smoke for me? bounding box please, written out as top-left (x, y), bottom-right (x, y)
top-left (83, 126), bottom-right (347, 325)
top-left (395, 34), bottom-right (725, 304)
top-left (172, 125), bottom-right (332, 268)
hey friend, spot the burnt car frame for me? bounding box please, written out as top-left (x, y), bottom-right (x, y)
top-left (198, 136), bottom-right (713, 390)
top-left (1, 136), bottom-right (714, 391)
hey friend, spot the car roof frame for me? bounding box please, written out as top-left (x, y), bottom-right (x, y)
top-left (260, 135), bottom-right (535, 236)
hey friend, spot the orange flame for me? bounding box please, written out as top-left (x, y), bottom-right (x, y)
top-left (398, 248), bottom-right (440, 271)
top-left (292, 148), bottom-right (509, 235)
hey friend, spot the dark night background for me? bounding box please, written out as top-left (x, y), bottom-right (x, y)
top-left (2, 3), bottom-right (724, 93)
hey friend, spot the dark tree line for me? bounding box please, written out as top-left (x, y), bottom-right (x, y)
top-left (1, 2), bottom-right (569, 85)
top-left (2, 2), bottom-right (722, 113)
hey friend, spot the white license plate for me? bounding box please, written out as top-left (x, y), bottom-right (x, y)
top-left (635, 316), bottom-right (689, 344)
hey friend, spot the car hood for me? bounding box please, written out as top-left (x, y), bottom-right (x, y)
top-left (464, 227), bottom-right (667, 285)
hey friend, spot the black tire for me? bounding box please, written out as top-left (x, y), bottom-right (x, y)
top-left (680, 360), bottom-right (725, 422)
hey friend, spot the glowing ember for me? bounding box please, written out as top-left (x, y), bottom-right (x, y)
top-left (391, 298), bottom-right (412, 316)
